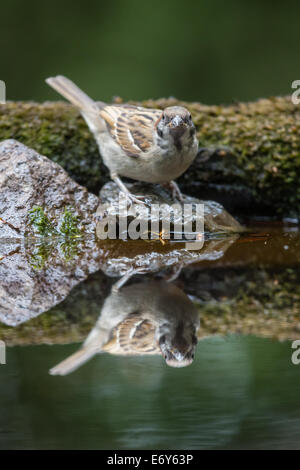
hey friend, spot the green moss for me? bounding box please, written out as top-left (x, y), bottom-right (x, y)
top-left (58, 239), bottom-right (79, 261)
top-left (28, 238), bottom-right (80, 270)
top-left (29, 242), bottom-right (53, 270)
top-left (27, 206), bottom-right (82, 267)
top-left (28, 205), bottom-right (82, 238)
top-left (59, 208), bottom-right (81, 238)
top-left (28, 206), bottom-right (57, 236)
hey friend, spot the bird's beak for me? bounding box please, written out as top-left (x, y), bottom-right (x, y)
top-left (169, 116), bottom-right (184, 128)
top-left (169, 116), bottom-right (186, 139)
top-left (166, 357), bottom-right (193, 368)
top-left (160, 346), bottom-right (194, 368)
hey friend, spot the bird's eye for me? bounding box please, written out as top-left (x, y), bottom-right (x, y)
top-left (162, 114), bottom-right (165, 120)
top-left (189, 113), bottom-right (192, 120)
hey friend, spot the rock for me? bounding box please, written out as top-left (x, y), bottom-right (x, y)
top-left (0, 139), bottom-right (99, 238)
top-left (99, 236), bottom-right (239, 279)
top-left (0, 237), bottom-right (105, 326)
top-left (0, 138), bottom-right (100, 325)
top-left (1, 254), bottom-right (300, 345)
top-left (96, 181), bottom-right (243, 242)
top-left (0, 234), bottom-right (238, 326)
top-left (0, 139), bottom-right (242, 240)
top-left (0, 139), bottom-right (241, 326)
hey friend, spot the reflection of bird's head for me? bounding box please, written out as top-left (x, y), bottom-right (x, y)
top-left (158, 319), bottom-right (198, 368)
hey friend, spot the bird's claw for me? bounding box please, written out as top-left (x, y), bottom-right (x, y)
top-left (172, 187), bottom-right (184, 202)
top-left (112, 266), bottom-right (148, 292)
top-left (162, 181), bottom-right (184, 202)
top-left (123, 192), bottom-right (151, 207)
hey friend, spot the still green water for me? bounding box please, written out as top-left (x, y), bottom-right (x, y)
top-left (0, 226), bottom-right (299, 449)
top-left (0, 336), bottom-right (299, 450)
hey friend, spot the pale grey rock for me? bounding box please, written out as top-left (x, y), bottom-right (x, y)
top-left (0, 140), bottom-right (242, 326)
top-left (0, 139), bottom-right (99, 238)
top-left (0, 234), bottom-right (238, 326)
top-left (96, 181), bottom-right (243, 241)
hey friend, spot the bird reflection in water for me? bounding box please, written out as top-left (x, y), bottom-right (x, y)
top-left (50, 272), bottom-right (200, 375)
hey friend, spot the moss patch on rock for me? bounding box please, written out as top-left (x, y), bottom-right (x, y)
top-left (28, 206), bottom-right (58, 236)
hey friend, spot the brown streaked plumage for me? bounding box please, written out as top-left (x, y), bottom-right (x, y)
top-left (49, 280), bottom-right (200, 376)
top-left (46, 75), bottom-right (199, 204)
top-left (100, 105), bottom-right (162, 157)
top-left (103, 314), bottom-right (160, 355)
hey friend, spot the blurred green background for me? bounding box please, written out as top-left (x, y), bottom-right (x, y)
top-left (1, 0), bottom-right (299, 104)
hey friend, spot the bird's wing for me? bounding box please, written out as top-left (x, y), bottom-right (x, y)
top-left (102, 314), bottom-right (160, 355)
top-left (100, 105), bottom-right (162, 157)
top-left (117, 315), bottom-right (159, 354)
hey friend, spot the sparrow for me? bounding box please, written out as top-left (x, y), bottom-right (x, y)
top-left (49, 279), bottom-right (200, 375)
top-left (46, 75), bottom-right (199, 205)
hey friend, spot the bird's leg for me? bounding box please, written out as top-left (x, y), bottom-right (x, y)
top-left (111, 173), bottom-right (149, 206)
top-left (161, 263), bottom-right (183, 283)
top-left (162, 181), bottom-right (184, 202)
top-left (112, 267), bottom-right (147, 293)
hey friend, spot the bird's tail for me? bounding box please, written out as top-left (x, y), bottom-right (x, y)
top-left (46, 75), bottom-right (105, 133)
top-left (49, 326), bottom-right (110, 376)
top-left (49, 345), bottom-right (99, 376)
top-left (46, 75), bottom-right (104, 114)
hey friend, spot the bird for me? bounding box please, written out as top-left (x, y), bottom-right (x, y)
top-left (49, 279), bottom-right (200, 375)
top-left (46, 75), bottom-right (199, 205)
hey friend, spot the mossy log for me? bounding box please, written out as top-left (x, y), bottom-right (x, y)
top-left (1, 97), bottom-right (300, 217)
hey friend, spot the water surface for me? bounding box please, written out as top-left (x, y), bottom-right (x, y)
top-left (0, 223), bottom-right (299, 449)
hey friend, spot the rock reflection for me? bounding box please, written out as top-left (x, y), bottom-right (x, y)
top-left (1, 228), bottom-right (300, 367)
top-left (50, 277), bottom-right (200, 375)
top-left (0, 235), bottom-right (237, 326)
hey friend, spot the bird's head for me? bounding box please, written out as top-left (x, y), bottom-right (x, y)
top-left (156, 106), bottom-right (196, 150)
top-left (158, 320), bottom-right (198, 368)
